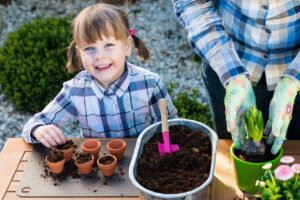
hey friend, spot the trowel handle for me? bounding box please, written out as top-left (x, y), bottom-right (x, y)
top-left (158, 98), bottom-right (169, 133)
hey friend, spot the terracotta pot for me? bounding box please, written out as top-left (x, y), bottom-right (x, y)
top-left (97, 154), bottom-right (117, 176)
top-left (107, 139), bottom-right (127, 160)
top-left (54, 146), bottom-right (74, 162)
top-left (45, 154), bottom-right (66, 174)
top-left (82, 139), bottom-right (101, 159)
top-left (75, 153), bottom-right (95, 175)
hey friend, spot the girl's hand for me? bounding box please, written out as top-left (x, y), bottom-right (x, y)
top-left (32, 125), bottom-right (66, 149)
top-left (264, 77), bottom-right (300, 155)
top-left (224, 74), bottom-right (256, 149)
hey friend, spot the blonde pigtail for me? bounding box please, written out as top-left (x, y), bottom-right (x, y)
top-left (66, 40), bottom-right (82, 72)
top-left (131, 34), bottom-right (151, 62)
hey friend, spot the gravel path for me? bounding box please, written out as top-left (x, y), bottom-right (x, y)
top-left (0, 0), bottom-right (205, 150)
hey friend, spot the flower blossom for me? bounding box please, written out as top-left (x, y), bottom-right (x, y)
top-left (262, 163), bottom-right (272, 170)
top-left (280, 156), bottom-right (295, 164)
top-left (291, 164), bottom-right (300, 174)
top-left (275, 165), bottom-right (294, 181)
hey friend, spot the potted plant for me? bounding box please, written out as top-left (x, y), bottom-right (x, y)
top-left (54, 140), bottom-right (76, 161)
top-left (230, 106), bottom-right (283, 194)
top-left (75, 152), bottom-right (94, 175)
top-left (129, 118), bottom-right (218, 199)
top-left (45, 151), bottom-right (66, 174)
top-left (255, 156), bottom-right (300, 200)
top-left (107, 139), bottom-right (127, 161)
top-left (97, 154), bottom-right (117, 176)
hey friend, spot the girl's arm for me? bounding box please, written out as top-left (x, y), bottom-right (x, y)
top-left (149, 77), bottom-right (178, 123)
top-left (22, 81), bottom-right (77, 144)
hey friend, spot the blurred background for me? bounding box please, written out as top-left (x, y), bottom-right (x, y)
top-left (0, 0), bottom-right (212, 151)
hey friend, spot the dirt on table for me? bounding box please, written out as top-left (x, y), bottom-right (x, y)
top-left (136, 125), bottom-right (212, 194)
top-left (234, 139), bottom-right (280, 163)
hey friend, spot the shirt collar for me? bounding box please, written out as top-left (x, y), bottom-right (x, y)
top-left (90, 62), bottom-right (131, 99)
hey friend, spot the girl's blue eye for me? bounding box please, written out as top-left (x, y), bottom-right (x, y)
top-left (105, 43), bottom-right (113, 48)
top-left (84, 47), bottom-right (94, 51)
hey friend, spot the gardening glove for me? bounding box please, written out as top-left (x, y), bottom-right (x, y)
top-left (264, 77), bottom-right (300, 155)
top-left (224, 74), bottom-right (256, 149)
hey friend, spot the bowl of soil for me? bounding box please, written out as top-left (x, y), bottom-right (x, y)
top-left (97, 154), bottom-right (117, 176)
top-left (45, 151), bottom-right (66, 174)
top-left (54, 140), bottom-right (76, 161)
top-left (75, 152), bottom-right (94, 175)
top-left (107, 139), bottom-right (127, 160)
top-left (129, 118), bottom-right (218, 199)
top-left (82, 139), bottom-right (101, 159)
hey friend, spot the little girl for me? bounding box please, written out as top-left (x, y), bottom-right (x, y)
top-left (22, 3), bottom-right (178, 149)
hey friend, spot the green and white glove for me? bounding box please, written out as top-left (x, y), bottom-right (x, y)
top-left (224, 74), bottom-right (256, 149)
top-left (264, 77), bottom-right (300, 155)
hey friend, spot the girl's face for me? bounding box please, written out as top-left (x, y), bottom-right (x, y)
top-left (79, 35), bottom-right (132, 89)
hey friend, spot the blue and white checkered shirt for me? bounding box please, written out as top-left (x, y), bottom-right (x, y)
top-left (22, 62), bottom-right (178, 143)
top-left (173, 0), bottom-right (300, 90)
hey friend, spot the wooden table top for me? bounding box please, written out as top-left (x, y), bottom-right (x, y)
top-left (0, 138), bottom-right (299, 200)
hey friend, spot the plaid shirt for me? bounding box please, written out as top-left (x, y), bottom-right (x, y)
top-left (22, 62), bottom-right (178, 143)
top-left (173, 0), bottom-right (300, 90)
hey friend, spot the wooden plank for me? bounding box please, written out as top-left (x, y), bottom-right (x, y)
top-left (0, 151), bottom-right (24, 199)
top-left (1, 139), bottom-right (32, 153)
top-left (7, 181), bottom-right (19, 192)
top-left (282, 141), bottom-right (300, 155)
top-left (211, 140), bottom-right (245, 200)
top-left (4, 192), bottom-right (139, 200)
top-left (12, 172), bottom-right (23, 182)
top-left (17, 161), bottom-right (27, 171)
top-left (21, 152), bottom-right (31, 162)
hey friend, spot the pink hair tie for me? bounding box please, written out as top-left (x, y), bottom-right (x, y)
top-left (129, 29), bottom-right (135, 36)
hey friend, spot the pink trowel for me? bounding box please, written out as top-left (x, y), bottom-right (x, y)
top-left (157, 98), bottom-right (179, 156)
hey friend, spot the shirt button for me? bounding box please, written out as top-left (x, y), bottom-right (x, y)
top-left (265, 28), bottom-right (271, 34)
top-left (262, 5), bottom-right (268, 9)
top-left (263, 54), bottom-right (268, 59)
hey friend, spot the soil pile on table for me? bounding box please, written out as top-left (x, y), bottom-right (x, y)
top-left (136, 125), bottom-right (212, 194)
top-left (55, 140), bottom-right (77, 150)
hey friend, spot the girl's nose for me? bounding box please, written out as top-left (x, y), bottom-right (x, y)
top-left (94, 49), bottom-right (106, 60)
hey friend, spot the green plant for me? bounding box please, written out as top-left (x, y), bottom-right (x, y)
top-left (255, 156), bottom-right (300, 200)
top-left (241, 106), bottom-right (266, 156)
top-left (0, 16), bottom-right (76, 113)
top-left (167, 82), bottom-right (214, 128)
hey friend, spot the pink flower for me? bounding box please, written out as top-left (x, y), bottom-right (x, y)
top-left (280, 156), bottom-right (295, 164)
top-left (275, 165), bottom-right (294, 181)
top-left (291, 164), bottom-right (300, 174)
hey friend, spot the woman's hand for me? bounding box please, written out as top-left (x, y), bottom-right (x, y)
top-left (264, 77), bottom-right (300, 155)
top-left (224, 74), bottom-right (256, 149)
top-left (32, 125), bottom-right (66, 149)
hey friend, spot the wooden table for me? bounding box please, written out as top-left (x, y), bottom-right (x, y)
top-left (0, 138), bottom-right (299, 200)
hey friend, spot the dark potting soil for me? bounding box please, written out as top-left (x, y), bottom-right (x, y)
top-left (99, 156), bottom-right (115, 165)
top-left (234, 139), bottom-right (280, 163)
top-left (55, 140), bottom-right (77, 150)
top-left (136, 125), bottom-right (212, 194)
top-left (47, 151), bottom-right (64, 162)
top-left (76, 152), bottom-right (92, 164)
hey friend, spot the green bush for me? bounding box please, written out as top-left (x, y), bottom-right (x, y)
top-left (0, 16), bottom-right (76, 113)
top-left (168, 82), bottom-right (214, 128)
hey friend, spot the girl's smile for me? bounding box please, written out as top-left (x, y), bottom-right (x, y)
top-left (95, 63), bottom-right (112, 71)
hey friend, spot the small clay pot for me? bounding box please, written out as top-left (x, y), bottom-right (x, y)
top-left (54, 140), bottom-right (75, 161)
top-left (97, 154), bottom-right (117, 176)
top-left (107, 139), bottom-right (127, 160)
top-left (45, 152), bottom-right (66, 174)
top-left (75, 153), bottom-right (94, 175)
top-left (82, 139), bottom-right (101, 159)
